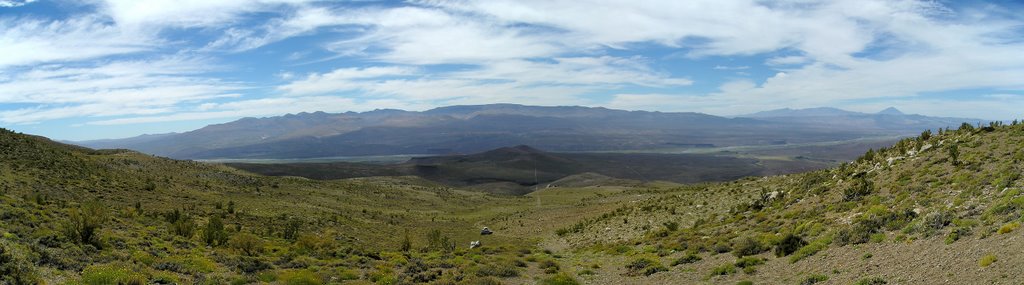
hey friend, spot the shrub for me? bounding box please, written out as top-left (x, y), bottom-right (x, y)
top-left (81, 263), bottom-right (146, 285)
top-left (664, 221), bottom-right (679, 232)
top-left (869, 233), bottom-right (886, 243)
top-left (230, 233), bottom-right (264, 256)
top-left (732, 236), bottom-right (766, 257)
top-left (944, 227), bottom-right (968, 244)
top-left (997, 222), bottom-right (1019, 234)
top-left (425, 229), bottom-right (456, 253)
top-left (64, 201), bottom-right (107, 246)
top-left (979, 254), bottom-right (997, 267)
top-left (624, 257), bottom-right (667, 276)
top-left (538, 259), bottom-right (560, 274)
top-left (463, 277), bottom-right (502, 285)
top-left (854, 277), bottom-right (887, 285)
top-left (172, 215), bottom-right (196, 238)
top-left (843, 176), bottom-right (873, 201)
top-left (202, 215), bottom-right (229, 246)
top-left (279, 269), bottom-right (322, 285)
top-left (233, 256), bottom-right (272, 274)
top-left (156, 255), bottom-right (216, 274)
top-left (671, 252), bottom-right (701, 266)
top-left (540, 273), bottom-right (581, 285)
top-left (283, 218), bottom-right (303, 241)
top-left (774, 233), bottom-right (806, 257)
top-left (709, 263), bottom-right (736, 276)
top-left (734, 257), bottom-right (764, 269)
top-left (924, 211), bottom-right (954, 230)
top-left (835, 225), bottom-right (871, 245)
top-left (0, 241), bottom-right (41, 285)
top-left (790, 237), bottom-right (830, 263)
top-left (799, 274), bottom-right (829, 285)
top-left (475, 263), bottom-right (519, 278)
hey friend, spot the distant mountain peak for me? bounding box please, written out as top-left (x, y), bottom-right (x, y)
top-left (877, 107), bottom-right (904, 115)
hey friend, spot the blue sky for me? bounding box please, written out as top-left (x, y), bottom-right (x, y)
top-left (1, 0), bottom-right (1023, 141)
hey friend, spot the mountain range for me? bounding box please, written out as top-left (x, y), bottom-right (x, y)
top-left (76, 104), bottom-right (981, 159)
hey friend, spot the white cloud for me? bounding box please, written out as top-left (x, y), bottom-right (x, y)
top-left (765, 56), bottom-right (810, 66)
top-left (96, 0), bottom-right (315, 30)
top-left (713, 65), bottom-right (749, 70)
top-left (4, 0), bottom-right (1024, 137)
top-left (0, 16), bottom-right (154, 68)
top-left (0, 0), bottom-right (35, 7)
top-left (0, 57), bottom-right (241, 124)
top-left (277, 55), bottom-right (690, 108)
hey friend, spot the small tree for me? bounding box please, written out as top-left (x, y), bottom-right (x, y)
top-left (172, 215), bottom-right (196, 238)
top-left (0, 241), bottom-right (41, 284)
top-left (948, 143), bottom-right (960, 166)
top-left (202, 215), bottom-right (229, 246)
top-left (732, 236), bottom-right (766, 257)
top-left (426, 229), bottom-right (455, 253)
top-left (64, 201), bottom-right (107, 246)
top-left (843, 175), bottom-right (873, 201)
top-left (774, 233), bottom-right (806, 257)
top-left (230, 233), bottom-right (264, 256)
top-left (400, 231), bottom-right (412, 252)
top-left (283, 218), bottom-right (302, 240)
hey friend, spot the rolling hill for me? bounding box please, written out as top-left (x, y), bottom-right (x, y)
top-left (3, 119), bottom-right (1023, 284)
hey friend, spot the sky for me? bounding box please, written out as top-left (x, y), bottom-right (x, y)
top-left (1, 0), bottom-right (1023, 141)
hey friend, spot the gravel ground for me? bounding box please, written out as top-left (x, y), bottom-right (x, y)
top-left (559, 232), bottom-right (1024, 285)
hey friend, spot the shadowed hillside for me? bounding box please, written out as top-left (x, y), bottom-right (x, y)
top-left (228, 145), bottom-right (772, 195)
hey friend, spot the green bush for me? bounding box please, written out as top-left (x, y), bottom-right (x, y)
top-left (64, 201), bottom-right (107, 246)
top-left (734, 257), bottom-right (764, 268)
top-left (202, 215), bottom-right (229, 246)
top-left (979, 254), bottom-right (997, 267)
top-left (671, 252), bottom-right (701, 266)
top-left (624, 257), bottom-right (667, 276)
top-left (230, 232), bottom-right (264, 256)
top-left (172, 215), bottom-right (196, 238)
top-left (81, 263), bottom-right (146, 285)
top-left (283, 218), bottom-right (303, 241)
top-left (732, 236), bottom-right (766, 257)
top-left (854, 277), bottom-right (887, 285)
top-left (799, 274), bottom-right (829, 285)
top-left (540, 273), bottom-right (581, 285)
top-left (843, 176), bottom-right (873, 201)
top-left (709, 263), bottom-right (736, 276)
top-left (997, 222), bottom-right (1019, 234)
top-left (475, 263), bottom-right (519, 278)
top-left (0, 241), bottom-right (41, 285)
top-left (790, 237), bottom-right (831, 263)
top-left (774, 233), bottom-right (806, 257)
top-left (835, 224), bottom-right (871, 245)
top-left (664, 221), bottom-right (680, 232)
top-left (279, 269), bottom-right (322, 285)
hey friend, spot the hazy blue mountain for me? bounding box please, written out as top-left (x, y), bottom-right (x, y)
top-left (743, 107), bottom-right (862, 118)
top-left (75, 104), bottom-right (983, 159)
top-left (739, 106), bottom-right (980, 134)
